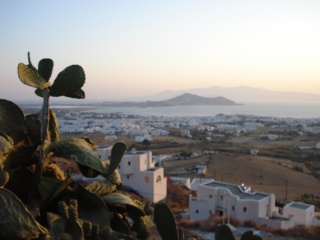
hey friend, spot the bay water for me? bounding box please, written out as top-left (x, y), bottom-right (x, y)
top-left (89, 101), bottom-right (320, 119)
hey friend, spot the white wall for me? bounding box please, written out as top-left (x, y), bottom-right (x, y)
top-left (118, 150), bottom-right (166, 203)
top-left (189, 182), bottom-right (275, 224)
top-left (283, 202), bottom-right (315, 226)
top-left (97, 146), bottom-right (112, 161)
top-left (120, 168), bottom-right (166, 202)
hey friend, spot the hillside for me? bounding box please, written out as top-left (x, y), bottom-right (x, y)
top-left (130, 86), bottom-right (320, 102)
top-left (102, 93), bottom-right (239, 107)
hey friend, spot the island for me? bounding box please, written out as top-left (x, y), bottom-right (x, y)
top-left (102, 93), bottom-right (241, 107)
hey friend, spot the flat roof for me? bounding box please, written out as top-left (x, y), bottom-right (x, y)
top-left (205, 181), bottom-right (269, 200)
top-left (288, 202), bottom-right (311, 210)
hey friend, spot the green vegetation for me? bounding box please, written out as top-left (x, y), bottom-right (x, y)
top-left (0, 53), bottom-right (152, 239)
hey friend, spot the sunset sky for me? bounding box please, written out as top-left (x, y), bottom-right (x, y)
top-left (1, 1), bottom-right (320, 101)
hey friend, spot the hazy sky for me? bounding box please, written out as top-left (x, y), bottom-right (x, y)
top-left (1, 0), bottom-right (320, 101)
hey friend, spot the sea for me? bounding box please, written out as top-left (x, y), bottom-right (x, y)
top-left (86, 101), bottom-right (320, 119)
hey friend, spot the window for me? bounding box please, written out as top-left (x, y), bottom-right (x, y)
top-left (221, 196), bottom-right (223, 200)
top-left (243, 207), bottom-right (247, 212)
top-left (145, 176), bottom-right (149, 183)
top-left (127, 176), bottom-right (130, 179)
top-left (232, 206), bottom-right (235, 211)
top-left (156, 175), bottom-right (162, 182)
top-left (196, 210), bottom-right (199, 214)
top-left (209, 210), bottom-right (212, 214)
top-left (209, 194), bottom-right (212, 199)
top-left (128, 161), bottom-right (131, 166)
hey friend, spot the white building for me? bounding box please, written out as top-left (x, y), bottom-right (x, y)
top-left (250, 149), bottom-right (259, 155)
top-left (283, 202), bottom-right (314, 226)
top-left (189, 181), bottom-right (275, 224)
top-left (170, 177), bottom-right (191, 189)
top-left (93, 146), bottom-right (167, 203)
top-left (268, 134), bottom-right (278, 141)
top-left (118, 149), bottom-right (167, 203)
top-left (97, 146), bottom-right (113, 161)
top-left (194, 165), bottom-right (207, 175)
top-left (189, 180), bottom-right (317, 229)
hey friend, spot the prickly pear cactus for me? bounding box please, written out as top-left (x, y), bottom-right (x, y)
top-left (0, 52), bottom-right (188, 240)
top-left (215, 224), bottom-right (236, 240)
top-left (154, 202), bottom-right (180, 240)
top-left (0, 170), bottom-right (9, 187)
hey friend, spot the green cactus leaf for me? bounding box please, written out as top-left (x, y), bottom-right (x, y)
top-left (77, 197), bottom-right (111, 228)
top-left (0, 99), bottom-right (25, 134)
top-left (154, 202), bottom-right (179, 240)
top-left (127, 199), bottom-right (148, 219)
top-left (85, 181), bottom-right (117, 197)
top-left (46, 139), bottom-right (104, 178)
top-left (38, 58), bottom-right (54, 82)
top-left (37, 177), bottom-right (71, 206)
top-left (102, 192), bottom-right (145, 216)
top-left (18, 63), bottom-right (51, 89)
top-left (25, 114), bottom-right (42, 144)
top-left (50, 65), bottom-right (85, 97)
top-left (81, 136), bottom-right (98, 153)
top-left (65, 216), bottom-right (84, 240)
top-left (48, 109), bottom-right (60, 142)
top-left (47, 212), bottom-right (66, 239)
top-left (64, 88), bottom-right (86, 99)
top-left (0, 170), bottom-right (9, 187)
top-left (75, 182), bottom-right (105, 208)
top-left (131, 216), bottom-right (152, 240)
top-left (7, 144), bottom-right (38, 169)
top-left (106, 142), bottom-right (127, 176)
top-left (101, 161), bottom-right (122, 189)
top-left (215, 224), bottom-right (235, 240)
top-left (5, 166), bottom-right (35, 203)
top-left (240, 231), bottom-right (253, 240)
top-left (0, 188), bottom-right (48, 239)
top-left (35, 88), bottom-right (43, 97)
top-left (129, 200), bottom-right (153, 240)
top-left (111, 213), bottom-right (131, 234)
top-left (0, 132), bottom-right (14, 167)
top-left (178, 227), bottom-right (184, 240)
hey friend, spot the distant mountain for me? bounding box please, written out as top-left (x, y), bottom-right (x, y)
top-left (103, 93), bottom-right (239, 107)
top-left (132, 86), bottom-right (320, 102)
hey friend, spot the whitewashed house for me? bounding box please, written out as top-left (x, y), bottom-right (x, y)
top-left (96, 146), bottom-right (167, 203)
top-left (250, 149), bottom-right (259, 155)
top-left (170, 177), bottom-right (191, 189)
top-left (194, 164), bottom-right (207, 175)
top-left (181, 129), bottom-right (192, 138)
top-left (189, 181), bottom-right (276, 224)
top-left (283, 202), bottom-right (314, 226)
top-left (189, 180), bottom-right (317, 229)
top-left (97, 146), bottom-right (112, 161)
top-left (118, 149), bottom-right (167, 203)
top-left (268, 134), bottom-right (278, 141)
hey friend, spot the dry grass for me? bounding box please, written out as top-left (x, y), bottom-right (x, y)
top-left (164, 152), bottom-right (320, 202)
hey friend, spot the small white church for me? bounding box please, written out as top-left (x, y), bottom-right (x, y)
top-left (189, 179), bottom-right (319, 229)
